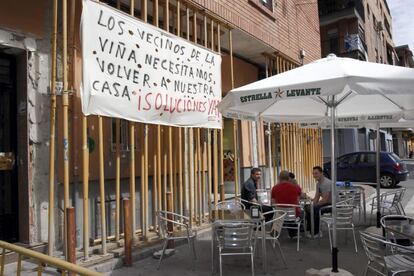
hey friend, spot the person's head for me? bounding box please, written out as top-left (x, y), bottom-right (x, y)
top-left (278, 170), bottom-right (290, 182)
top-left (250, 167), bottom-right (262, 182)
top-left (312, 166), bottom-right (324, 181)
top-left (288, 172), bottom-right (295, 181)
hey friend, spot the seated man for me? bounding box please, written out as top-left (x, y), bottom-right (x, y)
top-left (241, 168), bottom-right (262, 209)
top-left (241, 167), bottom-right (273, 220)
top-left (306, 166), bottom-right (332, 236)
top-left (272, 170), bottom-right (302, 238)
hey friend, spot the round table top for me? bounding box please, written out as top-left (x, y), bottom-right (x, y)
top-left (306, 183), bottom-right (377, 200)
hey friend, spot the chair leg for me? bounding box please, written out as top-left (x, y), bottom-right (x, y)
top-left (219, 251), bottom-right (223, 276)
top-left (297, 225), bottom-right (300, 251)
top-left (352, 227), bottom-right (358, 253)
top-left (328, 226), bottom-right (332, 251)
top-left (276, 241), bottom-right (287, 268)
top-left (251, 251), bottom-right (255, 276)
top-left (157, 239), bottom-right (169, 270)
top-left (191, 236), bottom-right (197, 260)
top-left (363, 263), bottom-right (369, 276)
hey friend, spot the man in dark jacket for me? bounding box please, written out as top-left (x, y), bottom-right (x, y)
top-left (241, 168), bottom-right (262, 209)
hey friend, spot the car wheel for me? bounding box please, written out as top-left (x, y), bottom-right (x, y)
top-left (380, 174), bottom-right (395, 188)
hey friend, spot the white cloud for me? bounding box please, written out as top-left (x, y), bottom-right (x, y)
top-left (387, 0), bottom-right (414, 50)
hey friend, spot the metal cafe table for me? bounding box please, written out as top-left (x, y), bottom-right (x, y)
top-left (210, 209), bottom-right (267, 273)
top-left (384, 220), bottom-right (414, 240)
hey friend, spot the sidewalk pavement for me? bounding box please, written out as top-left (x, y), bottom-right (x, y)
top-left (109, 224), bottom-right (371, 276)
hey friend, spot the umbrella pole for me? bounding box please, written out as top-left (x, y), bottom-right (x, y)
top-left (330, 97), bottom-right (338, 273)
top-left (376, 123), bottom-right (381, 228)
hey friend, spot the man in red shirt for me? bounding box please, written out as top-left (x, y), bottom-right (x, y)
top-left (271, 170), bottom-right (302, 238)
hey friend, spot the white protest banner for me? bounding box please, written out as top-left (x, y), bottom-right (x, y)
top-left (81, 0), bottom-right (222, 129)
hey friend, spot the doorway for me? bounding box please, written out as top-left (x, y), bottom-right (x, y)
top-left (0, 53), bottom-right (19, 242)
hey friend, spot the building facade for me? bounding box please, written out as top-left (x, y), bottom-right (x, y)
top-left (392, 44), bottom-right (414, 159)
top-left (0, 0), bottom-right (322, 260)
top-left (318, 0), bottom-right (396, 161)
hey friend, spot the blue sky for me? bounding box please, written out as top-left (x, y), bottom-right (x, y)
top-left (387, 0), bottom-right (414, 49)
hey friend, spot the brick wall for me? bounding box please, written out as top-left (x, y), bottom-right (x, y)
top-left (189, 0), bottom-right (321, 64)
top-left (364, 0), bottom-right (394, 63)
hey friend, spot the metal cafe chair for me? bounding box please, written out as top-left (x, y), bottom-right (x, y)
top-left (360, 231), bottom-right (414, 276)
top-left (255, 210), bottom-right (288, 268)
top-left (320, 204), bottom-right (358, 252)
top-left (338, 188), bottom-right (364, 222)
top-left (216, 199), bottom-right (245, 210)
top-left (274, 204), bottom-right (303, 251)
top-left (395, 188), bottom-right (407, 216)
top-left (380, 215), bottom-right (414, 250)
top-left (216, 221), bottom-right (256, 276)
top-left (157, 210), bottom-right (197, 270)
top-left (370, 190), bottom-right (404, 224)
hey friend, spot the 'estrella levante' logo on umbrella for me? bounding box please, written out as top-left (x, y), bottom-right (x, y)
top-left (240, 92), bottom-right (273, 103)
top-left (286, 88), bottom-right (321, 97)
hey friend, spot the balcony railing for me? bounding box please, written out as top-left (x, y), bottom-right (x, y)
top-left (319, 0), bottom-right (365, 21)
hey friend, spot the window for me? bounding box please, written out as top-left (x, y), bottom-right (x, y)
top-left (338, 154), bottom-right (359, 166)
top-left (111, 119), bottom-right (131, 151)
top-left (248, 0), bottom-right (276, 19)
top-left (327, 29), bottom-right (339, 54)
top-left (260, 0), bottom-right (273, 11)
top-left (360, 153), bottom-right (376, 164)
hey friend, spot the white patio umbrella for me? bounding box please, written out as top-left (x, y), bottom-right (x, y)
top-left (218, 54), bottom-right (414, 273)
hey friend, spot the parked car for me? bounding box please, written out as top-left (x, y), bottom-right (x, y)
top-left (323, 151), bottom-right (409, 188)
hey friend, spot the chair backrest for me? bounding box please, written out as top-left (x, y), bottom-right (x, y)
top-left (216, 222), bottom-right (255, 250)
top-left (337, 191), bottom-right (356, 206)
top-left (359, 231), bottom-right (387, 270)
top-left (237, 198), bottom-right (262, 210)
top-left (380, 215), bottom-right (414, 244)
top-left (158, 211), bottom-right (171, 238)
top-left (335, 205), bottom-right (354, 225)
top-left (392, 188), bottom-right (405, 207)
top-left (216, 200), bottom-right (245, 211)
top-left (381, 191), bottom-right (398, 205)
top-left (274, 204), bottom-right (301, 223)
top-left (264, 210), bottom-right (286, 237)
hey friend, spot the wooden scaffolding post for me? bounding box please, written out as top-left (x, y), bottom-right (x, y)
top-left (178, 128), bottom-right (183, 217)
top-left (142, 0), bottom-right (149, 239)
top-left (190, 10), bottom-right (198, 223)
top-left (217, 23), bottom-right (225, 202)
top-left (197, 129), bottom-right (202, 224)
top-left (115, 119), bottom-right (120, 243)
top-left (189, 128), bottom-right (194, 225)
top-left (62, 0), bottom-right (70, 258)
top-left (140, 125), bottom-right (146, 237)
top-left (48, 0), bottom-right (58, 257)
top-left (128, 0), bottom-right (136, 238)
top-left (98, 116), bottom-right (107, 254)
top-left (153, 136), bottom-right (158, 230)
top-left (163, 128), bottom-right (167, 210)
top-left (210, 20), bottom-right (218, 207)
top-left (129, 122), bottom-right (136, 237)
top-left (168, 127), bottom-right (173, 209)
top-left (82, 116), bottom-right (89, 259)
top-left (154, 0), bottom-right (158, 27)
top-left (229, 29), bottom-right (238, 196)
